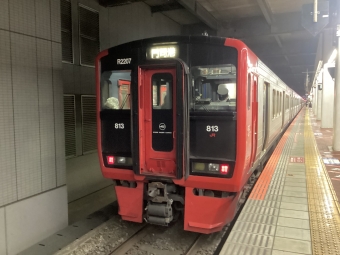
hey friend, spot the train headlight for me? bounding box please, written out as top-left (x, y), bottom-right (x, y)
top-left (105, 156), bottom-right (132, 167)
top-left (193, 162), bottom-right (205, 171)
top-left (116, 157), bottom-right (126, 164)
top-left (192, 162), bottom-right (231, 176)
top-left (208, 163), bottom-right (219, 172)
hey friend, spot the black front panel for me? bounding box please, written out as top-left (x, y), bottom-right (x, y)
top-left (152, 109), bottom-right (173, 151)
top-left (101, 110), bottom-right (131, 155)
top-left (190, 114), bottom-right (236, 160)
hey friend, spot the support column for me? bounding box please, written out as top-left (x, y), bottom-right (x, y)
top-left (334, 28), bottom-right (340, 151)
top-left (317, 87), bottom-right (322, 120)
top-left (313, 86), bottom-right (318, 115)
top-left (321, 63), bottom-right (334, 128)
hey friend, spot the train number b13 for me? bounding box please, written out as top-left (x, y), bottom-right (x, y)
top-left (206, 125), bottom-right (219, 132)
top-left (115, 123), bottom-right (125, 129)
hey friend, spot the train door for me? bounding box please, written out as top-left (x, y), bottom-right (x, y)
top-left (250, 75), bottom-right (258, 164)
top-left (262, 82), bottom-right (270, 150)
top-left (139, 68), bottom-right (177, 178)
top-left (289, 96), bottom-right (292, 120)
top-left (281, 91), bottom-right (285, 128)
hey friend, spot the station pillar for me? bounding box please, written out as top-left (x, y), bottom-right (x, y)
top-left (313, 86), bottom-right (318, 115)
top-left (317, 87), bottom-right (322, 120)
top-left (321, 63), bottom-right (334, 128)
top-left (334, 25), bottom-right (340, 151)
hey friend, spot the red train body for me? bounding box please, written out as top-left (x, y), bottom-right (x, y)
top-left (96, 36), bottom-right (303, 234)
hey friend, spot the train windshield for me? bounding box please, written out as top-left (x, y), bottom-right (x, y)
top-left (100, 70), bottom-right (131, 110)
top-left (190, 64), bottom-right (237, 112)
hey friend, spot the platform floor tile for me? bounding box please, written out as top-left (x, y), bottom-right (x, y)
top-left (220, 243), bottom-right (272, 255)
top-left (272, 237), bottom-right (312, 254)
top-left (278, 209), bottom-right (309, 220)
top-left (281, 190), bottom-right (307, 198)
top-left (272, 250), bottom-right (308, 255)
top-left (280, 202), bottom-right (308, 211)
top-left (275, 226), bottom-right (311, 241)
top-left (280, 196), bottom-right (308, 205)
top-left (276, 217), bottom-right (310, 230)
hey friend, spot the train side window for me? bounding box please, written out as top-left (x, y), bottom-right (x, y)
top-left (100, 70), bottom-right (131, 110)
top-left (272, 89), bottom-right (276, 119)
top-left (278, 92), bottom-right (280, 115)
top-left (274, 90), bottom-right (277, 117)
top-left (276, 91), bottom-right (278, 116)
top-left (279, 92), bottom-right (281, 115)
top-left (279, 92), bottom-right (282, 115)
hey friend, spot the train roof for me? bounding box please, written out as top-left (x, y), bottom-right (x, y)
top-left (105, 35), bottom-right (237, 51)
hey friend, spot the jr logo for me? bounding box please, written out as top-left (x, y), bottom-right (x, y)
top-left (117, 58), bottom-right (131, 65)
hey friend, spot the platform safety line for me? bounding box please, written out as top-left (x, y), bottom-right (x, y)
top-left (249, 112), bottom-right (302, 200)
top-left (304, 110), bottom-right (340, 255)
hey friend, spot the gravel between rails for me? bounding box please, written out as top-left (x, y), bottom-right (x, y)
top-left (123, 220), bottom-right (199, 255)
top-left (55, 215), bottom-right (145, 255)
top-left (54, 215), bottom-right (236, 255)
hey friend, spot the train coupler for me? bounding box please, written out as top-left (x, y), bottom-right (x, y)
top-left (145, 201), bottom-right (173, 226)
top-left (145, 182), bottom-right (175, 226)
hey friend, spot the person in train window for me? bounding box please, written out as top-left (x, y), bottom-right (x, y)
top-left (161, 93), bottom-right (172, 109)
top-left (217, 84), bottom-right (230, 102)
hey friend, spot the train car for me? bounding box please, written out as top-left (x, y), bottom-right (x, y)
top-left (96, 36), bottom-right (303, 234)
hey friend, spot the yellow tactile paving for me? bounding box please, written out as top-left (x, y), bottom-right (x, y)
top-left (304, 110), bottom-right (340, 255)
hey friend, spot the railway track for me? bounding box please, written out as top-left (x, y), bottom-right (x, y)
top-left (56, 165), bottom-right (261, 255)
top-left (107, 219), bottom-right (232, 255)
top-left (107, 168), bottom-right (260, 255)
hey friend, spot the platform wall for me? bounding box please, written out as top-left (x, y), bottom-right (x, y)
top-left (0, 0), bottom-right (68, 254)
top-left (63, 0), bottom-right (181, 95)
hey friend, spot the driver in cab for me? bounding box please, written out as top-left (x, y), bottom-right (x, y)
top-left (217, 84), bottom-right (230, 104)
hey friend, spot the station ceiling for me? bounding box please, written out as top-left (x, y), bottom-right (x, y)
top-left (100, 0), bottom-right (332, 96)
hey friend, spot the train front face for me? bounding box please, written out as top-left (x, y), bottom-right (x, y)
top-left (97, 36), bottom-right (244, 233)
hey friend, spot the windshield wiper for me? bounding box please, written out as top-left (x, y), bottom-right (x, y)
top-left (120, 94), bottom-right (130, 109)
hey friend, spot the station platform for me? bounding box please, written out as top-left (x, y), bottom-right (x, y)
top-left (220, 108), bottom-right (340, 255)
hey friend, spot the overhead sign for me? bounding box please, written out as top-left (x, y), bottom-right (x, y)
top-left (147, 46), bottom-right (178, 60)
top-left (302, 2), bottom-right (329, 36)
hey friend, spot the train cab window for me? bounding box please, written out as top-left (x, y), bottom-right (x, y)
top-left (190, 64), bottom-right (237, 112)
top-left (100, 70), bottom-right (131, 110)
